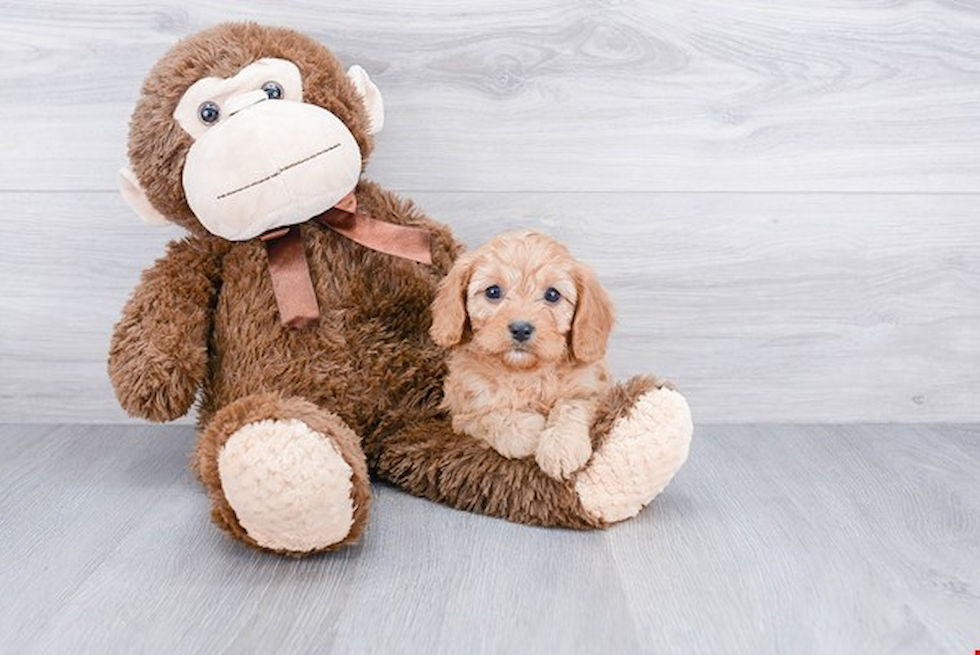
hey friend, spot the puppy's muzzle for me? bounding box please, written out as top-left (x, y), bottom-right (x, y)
top-left (509, 321), bottom-right (535, 343)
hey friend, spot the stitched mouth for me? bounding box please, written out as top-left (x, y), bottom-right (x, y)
top-left (215, 142), bottom-right (342, 200)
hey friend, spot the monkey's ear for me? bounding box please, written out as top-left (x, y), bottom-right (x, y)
top-left (118, 167), bottom-right (170, 226)
top-left (346, 65), bottom-right (384, 135)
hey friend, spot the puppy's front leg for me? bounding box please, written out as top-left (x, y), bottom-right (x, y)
top-left (453, 410), bottom-right (546, 459)
top-left (536, 398), bottom-right (598, 480)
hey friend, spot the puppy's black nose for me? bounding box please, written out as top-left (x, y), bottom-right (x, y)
top-left (509, 321), bottom-right (535, 343)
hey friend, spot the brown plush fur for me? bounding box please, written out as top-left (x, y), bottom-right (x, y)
top-left (109, 23), bottom-right (668, 554)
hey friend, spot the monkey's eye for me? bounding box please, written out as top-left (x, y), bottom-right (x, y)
top-left (544, 288), bottom-right (562, 304)
top-left (198, 101), bottom-right (221, 125)
top-left (262, 81), bottom-right (284, 100)
top-left (485, 285), bottom-right (503, 302)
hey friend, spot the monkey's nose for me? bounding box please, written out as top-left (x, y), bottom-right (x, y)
top-left (509, 322), bottom-right (535, 343)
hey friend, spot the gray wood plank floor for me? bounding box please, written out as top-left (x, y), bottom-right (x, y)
top-left (1, 424), bottom-right (977, 655)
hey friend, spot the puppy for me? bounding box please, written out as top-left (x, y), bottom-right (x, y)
top-left (430, 230), bottom-right (615, 480)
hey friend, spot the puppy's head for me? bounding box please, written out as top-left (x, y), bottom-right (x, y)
top-left (430, 230), bottom-right (614, 369)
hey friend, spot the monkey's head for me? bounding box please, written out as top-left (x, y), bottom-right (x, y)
top-left (120, 23), bottom-right (384, 240)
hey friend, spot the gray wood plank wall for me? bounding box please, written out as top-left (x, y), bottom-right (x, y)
top-left (1, 0), bottom-right (978, 423)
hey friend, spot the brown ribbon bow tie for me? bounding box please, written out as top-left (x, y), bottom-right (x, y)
top-left (260, 192), bottom-right (433, 329)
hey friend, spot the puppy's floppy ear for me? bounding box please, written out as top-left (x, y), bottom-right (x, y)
top-left (430, 253), bottom-right (474, 347)
top-left (570, 262), bottom-right (615, 364)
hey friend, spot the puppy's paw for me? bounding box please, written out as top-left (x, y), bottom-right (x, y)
top-left (535, 422), bottom-right (593, 480)
top-left (490, 411), bottom-right (546, 459)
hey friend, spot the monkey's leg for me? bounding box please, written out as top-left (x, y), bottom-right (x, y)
top-left (574, 376), bottom-right (693, 524)
top-left (372, 376), bottom-right (690, 528)
top-left (372, 410), bottom-right (602, 528)
top-left (193, 393), bottom-right (371, 555)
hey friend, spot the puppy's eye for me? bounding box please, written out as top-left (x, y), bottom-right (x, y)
top-left (484, 285), bottom-right (503, 302)
top-left (544, 288), bottom-right (562, 304)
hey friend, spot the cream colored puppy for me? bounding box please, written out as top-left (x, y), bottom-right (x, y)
top-left (430, 230), bottom-right (615, 480)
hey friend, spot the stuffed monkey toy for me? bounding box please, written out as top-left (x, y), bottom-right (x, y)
top-left (109, 23), bottom-right (693, 556)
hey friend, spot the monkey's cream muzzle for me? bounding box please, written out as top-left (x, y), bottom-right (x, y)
top-left (182, 99), bottom-right (362, 241)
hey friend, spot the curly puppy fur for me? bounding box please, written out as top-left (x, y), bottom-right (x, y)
top-left (432, 231), bottom-right (615, 480)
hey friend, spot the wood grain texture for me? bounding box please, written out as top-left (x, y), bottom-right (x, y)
top-left (2, 0), bottom-right (980, 193)
top-left (612, 424), bottom-right (980, 654)
top-left (1, 1), bottom-right (979, 423)
top-left (2, 191), bottom-right (977, 423)
top-left (1, 423), bottom-right (977, 654)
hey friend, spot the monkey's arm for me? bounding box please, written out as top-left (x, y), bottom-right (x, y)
top-left (108, 235), bottom-right (226, 422)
